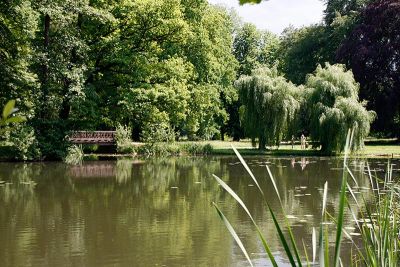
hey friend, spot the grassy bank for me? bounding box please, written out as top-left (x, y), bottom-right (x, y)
top-left (2, 139), bottom-right (399, 161)
top-left (85, 139), bottom-right (400, 159)
top-left (182, 139), bottom-right (400, 158)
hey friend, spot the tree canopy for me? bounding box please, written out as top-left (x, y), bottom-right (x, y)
top-left (1, 0), bottom-right (398, 159)
top-left (305, 64), bottom-right (375, 153)
top-left (236, 66), bottom-right (300, 149)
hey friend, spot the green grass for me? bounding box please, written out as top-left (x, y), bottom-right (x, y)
top-left (359, 145), bottom-right (400, 157)
top-left (201, 140), bottom-right (400, 158)
top-left (81, 139), bottom-right (400, 158)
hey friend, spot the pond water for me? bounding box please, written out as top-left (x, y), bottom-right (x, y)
top-left (0, 156), bottom-right (399, 266)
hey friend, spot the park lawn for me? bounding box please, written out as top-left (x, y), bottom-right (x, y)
top-left (359, 145), bottom-right (400, 157)
top-left (194, 140), bottom-right (400, 158)
top-left (63, 139), bottom-right (400, 159)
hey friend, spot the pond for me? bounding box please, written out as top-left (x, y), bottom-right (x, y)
top-left (0, 156), bottom-right (399, 266)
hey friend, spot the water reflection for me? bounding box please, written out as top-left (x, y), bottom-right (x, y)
top-left (0, 157), bottom-right (398, 266)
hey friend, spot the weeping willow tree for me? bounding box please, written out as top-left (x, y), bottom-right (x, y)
top-left (236, 67), bottom-right (300, 149)
top-left (306, 64), bottom-right (375, 153)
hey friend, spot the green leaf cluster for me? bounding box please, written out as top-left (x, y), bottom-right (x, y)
top-left (236, 66), bottom-right (301, 149)
top-left (306, 64), bottom-right (375, 153)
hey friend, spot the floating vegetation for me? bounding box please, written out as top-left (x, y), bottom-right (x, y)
top-left (349, 232), bottom-right (361, 236)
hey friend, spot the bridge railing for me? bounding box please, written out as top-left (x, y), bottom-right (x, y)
top-left (68, 131), bottom-right (116, 145)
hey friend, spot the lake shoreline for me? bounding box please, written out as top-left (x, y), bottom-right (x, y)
top-left (1, 139), bottom-right (399, 162)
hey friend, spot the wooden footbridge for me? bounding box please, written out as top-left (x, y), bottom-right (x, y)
top-left (68, 131), bottom-right (116, 145)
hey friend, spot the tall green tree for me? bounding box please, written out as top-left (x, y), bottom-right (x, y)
top-left (230, 22), bottom-right (279, 140)
top-left (279, 25), bottom-right (329, 85)
top-left (258, 30), bottom-right (280, 68)
top-left (233, 23), bottom-right (261, 77)
top-left (305, 64), bottom-right (375, 153)
top-left (323, 0), bottom-right (372, 25)
top-left (0, 0), bottom-right (38, 117)
top-left (183, 4), bottom-right (238, 139)
top-left (236, 66), bottom-right (300, 149)
top-left (32, 0), bottom-right (115, 121)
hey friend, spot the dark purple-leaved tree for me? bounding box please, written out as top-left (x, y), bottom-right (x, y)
top-left (337, 0), bottom-right (400, 137)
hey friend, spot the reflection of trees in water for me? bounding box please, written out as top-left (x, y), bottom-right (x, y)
top-left (0, 158), bottom-right (236, 266)
top-left (115, 159), bottom-right (133, 184)
top-left (67, 157), bottom-right (235, 266)
top-left (69, 162), bottom-right (116, 178)
top-left (0, 157), bottom-right (392, 266)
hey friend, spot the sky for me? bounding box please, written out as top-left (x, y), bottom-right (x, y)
top-left (208, 0), bottom-right (326, 35)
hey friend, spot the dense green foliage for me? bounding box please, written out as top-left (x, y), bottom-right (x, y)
top-left (323, 0), bottom-right (372, 24)
top-left (305, 64), bottom-right (375, 153)
top-left (236, 67), bottom-right (300, 149)
top-left (115, 124), bottom-right (135, 154)
top-left (0, 0), bottom-right (398, 159)
top-left (0, 0), bottom-right (237, 159)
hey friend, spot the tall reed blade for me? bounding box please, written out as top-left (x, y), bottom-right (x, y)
top-left (232, 145), bottom-right (263, 195)
top-left (333, 130), bottom-right (351, 267)
top-left (266, 165), bottom-right (281, 202)
top-left (212, 174), bottom-right (278, 266)
top-left (233, 146), bottom-right (300, 265)
top-left (312, 227), bottom-right (317, 264)
top-left (213, 202), bottom-right (254, 267)
top-left (322, 182), bottom-right (328, 216)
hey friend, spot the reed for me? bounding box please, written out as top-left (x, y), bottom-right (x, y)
top-left (213, 129), bottom-right (399, 266)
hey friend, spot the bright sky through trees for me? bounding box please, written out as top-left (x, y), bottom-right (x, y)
top-left (208, 0), bottom-right (325, 34)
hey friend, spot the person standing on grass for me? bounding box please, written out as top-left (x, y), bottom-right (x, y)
top-left (300, 134), bottom-right (305, 149)
top-left (291, 135), bottom-right (295, 149)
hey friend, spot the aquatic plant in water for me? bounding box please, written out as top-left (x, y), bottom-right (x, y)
top-left (213, 129), bottom-right (400, 266)
top-left (64, 145), bottom-right (84, 165)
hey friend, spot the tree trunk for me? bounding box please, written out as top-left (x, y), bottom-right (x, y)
top-left (258, 135), bottom-right (266, 150)
top-left (41, 14), bottom-right (50, 118)
top-left (220, 127), bottom-right (225, 141)
top-left (59, 14), bottom-right (83, 120)
top-left (59, 79), bottom-right (71, 120)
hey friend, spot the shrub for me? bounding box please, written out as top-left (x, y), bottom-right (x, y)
top-left (32, 120), bottom-right (70, 160)
top-left (9, 124), bottom-right (41, 161)
top-left (136, 142), bottom-right (213, 157)
top-left (83, 144), bottom-right (99, 153)
top-left (115, 124), bottom-right (135, 154)
top-left (141, 121), bottom-right (175, 144)
top-left (64, 145), bottom-right (84, 165)
top-left (181, 143), bottom-right (213, 155)
top-left (137, 143), bottom-right (180, 157)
